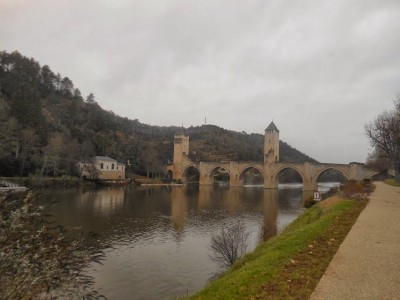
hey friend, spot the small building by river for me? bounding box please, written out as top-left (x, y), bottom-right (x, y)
top-left (79, 156), bottom-right (126, 180)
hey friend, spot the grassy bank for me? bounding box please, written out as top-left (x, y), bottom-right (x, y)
top-left (131, 175), bottom-right (165, 185)
top-left (385, 179), bottom-right (400, 187)
top-left (191, 196), bottom-right (366, 300)
top-left (0, 176), bottom-right (96, 188)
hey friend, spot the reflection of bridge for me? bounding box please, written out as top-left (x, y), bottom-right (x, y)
top-left (166, 122), bottom-right (379, 190)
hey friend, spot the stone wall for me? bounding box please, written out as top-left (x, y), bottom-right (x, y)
top-left (98, 170), bottom-right (125, 180)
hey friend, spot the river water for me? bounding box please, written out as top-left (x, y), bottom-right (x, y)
top-left (41, 184), bottom-right (336, 299)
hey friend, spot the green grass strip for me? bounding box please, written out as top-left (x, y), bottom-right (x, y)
top-left (385, 179), bottom-right (400, 187)
top-left (191, 198), bottom-right (366, 300)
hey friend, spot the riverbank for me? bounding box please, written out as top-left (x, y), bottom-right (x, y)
top-left (190, 196), bottom-right (366, 299)
top-left (0, 176), bottom-right (96, 189)
top-left (310, 181), bottom-right (400, 299)
top-left (385, 178), bottom-right (400, 187)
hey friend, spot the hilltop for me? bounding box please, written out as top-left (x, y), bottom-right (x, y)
top-left (0, 50), bottom-right (317, 177)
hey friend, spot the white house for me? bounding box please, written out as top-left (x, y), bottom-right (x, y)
top-left (80, 156), bottom-right (126, 180)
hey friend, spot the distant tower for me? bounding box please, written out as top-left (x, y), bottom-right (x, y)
top-left (264, 121), bottom-right (280, 164)
top-left (173, 133), bottom-right (190, 180)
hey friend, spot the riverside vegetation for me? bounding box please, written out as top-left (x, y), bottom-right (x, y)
top-left (0, 191), bottom-right (105, 299)
top-left (190, 182), bottom-right (370, 300)
top-left (384, 178), bottom-right (400, 187)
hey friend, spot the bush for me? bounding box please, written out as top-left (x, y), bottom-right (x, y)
top-left (209, 220), bottom-right (249, 269)
top-left (340, 179), bottom-right (371, 201)
top-left (304, 196), bottom-right (316, 208)
top-left (322, 186), bottom-right (339, 200)
top-left (0, 191), bottom-right (105, 299)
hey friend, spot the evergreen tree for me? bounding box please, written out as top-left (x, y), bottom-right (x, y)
top-left (60, 77), bottom-right (74, 97)
top-left (39, 65), bottom-right (56, 94)
top-left (86, 92), bottom-right (96, 104)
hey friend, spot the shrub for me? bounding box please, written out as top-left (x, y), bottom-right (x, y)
top-left (304, 196), bottom-right (316, 208)
top-left (0, 191), bottom-right (105, 299)
top-left (340, 180), bottom-right (370, 201)
top-left (209, 220), bottom-right (249, 269)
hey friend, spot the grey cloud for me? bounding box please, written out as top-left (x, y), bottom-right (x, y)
top-left (1, 0), bottom-right (399, 163)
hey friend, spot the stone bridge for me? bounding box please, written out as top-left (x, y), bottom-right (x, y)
top-left (166, 122), bottom-right (379, 191)
top-left (169, 161), bottom-right (377, 191)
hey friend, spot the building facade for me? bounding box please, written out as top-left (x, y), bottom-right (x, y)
top-left (80, 156), bottom-right (126, 180)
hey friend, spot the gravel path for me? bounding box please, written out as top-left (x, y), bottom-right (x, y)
top-left (310, 181), bottom-right (400, 300)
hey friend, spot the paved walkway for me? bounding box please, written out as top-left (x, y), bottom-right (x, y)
top-left (310, 182), bottom-right (400, 300)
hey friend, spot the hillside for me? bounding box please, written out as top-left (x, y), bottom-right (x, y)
top-left (184, 125), bottom-right (317, 164)
top-left (0, 51), bottom-right (317, 177)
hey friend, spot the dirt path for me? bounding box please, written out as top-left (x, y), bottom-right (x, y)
top-left (310, 182), bottom-right (400, 300)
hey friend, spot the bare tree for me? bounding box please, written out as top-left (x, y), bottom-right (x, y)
top-left (42, 134), bottom-right (64, 178)
top-left (82, 158), bottom-right (100, 180)
top-left (365, 97), bottom-right (400, 183)
top-left (366, 147), bottom-right (392, 172)
top-left (18, 129), bottom-right (38, 178)
top-left (139, 143), bottom-right (162, 178)
top-left (209, 220), bottom-right (249, 269)
top-left (0, 117), bottom-right (19, 159)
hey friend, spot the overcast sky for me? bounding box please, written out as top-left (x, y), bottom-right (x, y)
top-left (1, 0), bottom-right (399, 163)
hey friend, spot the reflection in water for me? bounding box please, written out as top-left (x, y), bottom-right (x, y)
top-left (263, 189), bottom-right (278, 241)
top-left (81, 187), bottom-right (125, 214)
top-left (42, 185), bottom-right (307, 300)
top-left (170, 188), bottom-right (187, 232)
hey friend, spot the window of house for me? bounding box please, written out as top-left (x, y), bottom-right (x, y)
top-left (117, 166), bottom-right (119, 170)
top-left (100, 163), bottom-right (103, 169)
top-left (112, 163), bottom-right (114, 170)
top-left (107, 166), bottom-right (108, 169)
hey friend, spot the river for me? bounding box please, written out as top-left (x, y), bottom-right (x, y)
top-left (41, 183), bottom-right (338, 299)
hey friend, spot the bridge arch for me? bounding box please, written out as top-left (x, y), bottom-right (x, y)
top-left (182, 164), bottom-right (200, 183)
top-left (315, 167), bottom-right (349, 183)
top-left (206, 166), bottom-right (231, 185)
top-left (273, 166), bottom-right (305, 185)
top-left (206, 166), bottom-right (231, 177)
top-left (366, 170), bottom-right (394, 181)
top-left (367, 171), bottom-right (381, 179)
top-left (238, 166), bottom-right (264, 180)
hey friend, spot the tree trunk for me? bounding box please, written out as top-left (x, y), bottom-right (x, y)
top-left (19, 158), bottom-right (26, 179)
top-left (41, 155), bottom-right (47, 180)
top-left (395, 166), bottom-right (400, 184)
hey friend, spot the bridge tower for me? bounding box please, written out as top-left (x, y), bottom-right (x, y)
top-left (173, 133), bottom-right (190, 180)
top-left (264, 121), bottom-right (280, 164)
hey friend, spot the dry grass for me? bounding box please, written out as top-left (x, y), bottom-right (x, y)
top-left (317, 195), bottom-right (343, 209)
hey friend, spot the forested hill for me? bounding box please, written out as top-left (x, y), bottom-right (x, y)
top-left (0, 51), bottom-right (317, 177)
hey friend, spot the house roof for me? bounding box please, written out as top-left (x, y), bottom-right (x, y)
top-left (265, 121), bottom-right (279, 133)
top-left (95, 156), bottom-right (117, 162)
